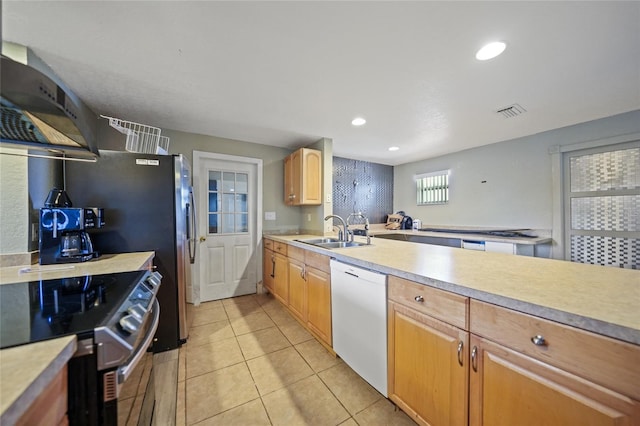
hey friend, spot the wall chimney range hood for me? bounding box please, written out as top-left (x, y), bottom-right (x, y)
top-left (0, 47), bottom-right (98, 160)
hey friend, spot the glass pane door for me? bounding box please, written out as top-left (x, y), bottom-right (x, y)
top-left (208, 170), bottom-right (249, 234)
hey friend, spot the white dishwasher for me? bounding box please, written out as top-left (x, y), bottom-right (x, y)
top-left (330, 259), bottom-right (388, 396)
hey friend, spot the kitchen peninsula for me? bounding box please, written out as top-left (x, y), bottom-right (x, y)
top-left (270, 234), bottom-right (637, 343)
top-left (265, 233), bottom-right (640, 425)
top-left (0, 251), bottom-right (154, 425)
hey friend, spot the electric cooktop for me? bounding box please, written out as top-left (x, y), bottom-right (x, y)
top-left (0, 270), bottom-right (148, 350)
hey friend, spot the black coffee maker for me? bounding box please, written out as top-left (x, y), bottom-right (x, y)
top-left (39, 189), bottom-right (104, 265)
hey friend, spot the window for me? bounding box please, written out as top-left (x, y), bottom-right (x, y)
top-left (208, 170), bottom-right (249, 234)
top-left (564, 143), bottom-right (639, 269)
top-left (416, 170), bottom-right (450, 205)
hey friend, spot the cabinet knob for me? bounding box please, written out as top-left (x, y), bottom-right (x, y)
top-left (414, 295), bottom-right (424, 303)
top-left (531, 335), bottom-right (548, 346)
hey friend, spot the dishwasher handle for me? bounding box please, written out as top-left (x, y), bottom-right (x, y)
top-left (344, 271), bottom-right (359, 278)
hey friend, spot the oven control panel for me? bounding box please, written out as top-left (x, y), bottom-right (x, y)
top-left (94, 270), bottom-right (162, 371)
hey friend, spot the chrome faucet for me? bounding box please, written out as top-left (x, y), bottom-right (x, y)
top-left (324, 215), bottom-right (348, 242)
top-left (347, 212), bottom-right (371, 245)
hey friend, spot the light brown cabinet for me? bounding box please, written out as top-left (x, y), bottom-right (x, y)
top-left (263, 237), bottom-right (289, 304)
top-left (304, 252), bottom-right (332, 346)
top-left (388, 276), bottom-right (469, 426)
top-left (262, 238), bottom-right (289, 304)
top-left (262, 239), bottom-right (332, 348)
top-left (388, 278), bottom-right (640, 426)
top-left (284, 148), bottom-right (322, 206)
top-left (272, 252), bottom-right (289, 305)
top-left (286, 244), bottom-right (332, 347)
top-left (287, 246), bottom-right (307, 322)
top-left (16, 365), bottom-right (68, 426)
top-left (263, 241), bottom-right (275, 293)
top-left (469, 334), bottom-right (640, 425)
top-left (469, 299), bottom-right (640, 426)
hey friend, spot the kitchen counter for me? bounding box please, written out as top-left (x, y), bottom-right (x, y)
top-left (364, 224), bottom-right (552, 245)
top-left (268, 234), bottom-right (639, 345)
top-left (0, 251), bottom-right (155, 422)
top-left (0, 251), bottom-right (155, 285)
top-left (0, 336), bottom-right (76, 425)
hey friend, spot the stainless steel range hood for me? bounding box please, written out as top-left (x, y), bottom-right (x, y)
top-left (1, 46), bottom-right (98, 159)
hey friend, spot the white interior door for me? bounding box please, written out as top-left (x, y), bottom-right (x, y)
top-left (194, 152), bottom-right (262, 302)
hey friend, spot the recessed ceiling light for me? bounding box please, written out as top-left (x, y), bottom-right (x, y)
top-left (388, 146), bottom-right (399, 151)
top-left (475, 41), bottom-right (506, 61)
top-left (351, 117), bottom-right (366, 126)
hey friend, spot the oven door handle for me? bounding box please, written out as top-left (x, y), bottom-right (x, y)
top-left (117, 299), bottom-right (160, 385)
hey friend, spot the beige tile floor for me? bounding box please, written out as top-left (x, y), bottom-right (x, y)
top-left (175, 292), bottom-right (417, 426)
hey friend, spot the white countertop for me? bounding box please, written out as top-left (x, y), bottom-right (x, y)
top-left (364, 223), bottom-right (552, 245)
top-left (0, 251), bottom-right (155, 285)
top-left (267, 234), bottom-right (639, 345)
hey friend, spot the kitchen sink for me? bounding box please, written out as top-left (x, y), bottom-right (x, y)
top-left (295, 238), bottom-right (367, 249)
top-left (296, 237), bottom-right (341, 245)
top-left (315, 241), bottom-right (367, 249)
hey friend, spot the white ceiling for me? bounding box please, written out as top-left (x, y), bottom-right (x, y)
top-left (3, 1), bottom-right (639, 165)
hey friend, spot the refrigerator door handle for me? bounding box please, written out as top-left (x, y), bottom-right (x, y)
top-left (187, 188), bottom-right (197, 264)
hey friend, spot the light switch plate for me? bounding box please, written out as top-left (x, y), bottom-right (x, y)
top-left (265, 211), bottom-right (276, 220)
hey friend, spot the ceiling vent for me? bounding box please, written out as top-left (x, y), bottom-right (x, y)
top-left (496, 103), bottom-right (526, 118)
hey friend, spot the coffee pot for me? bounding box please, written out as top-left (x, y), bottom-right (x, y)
top-left (60, 231), bottom-right (94, 259)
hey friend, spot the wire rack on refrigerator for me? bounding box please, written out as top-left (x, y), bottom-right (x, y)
top-left (100, 115), bottom-right (170, 154)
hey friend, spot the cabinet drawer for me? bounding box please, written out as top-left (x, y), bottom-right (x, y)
top-left (287, 245), bottom-right (304, 261)
top-left (470, 299), bottom-right (640, 400)
top-left (263, 238), bottom-right (274, 250)
top-left (304, 250), bottom-right (330, 273)
top-left (388, 275), bottom-right (468, 330)
top-left (273, 241), bottom-right (288, 256)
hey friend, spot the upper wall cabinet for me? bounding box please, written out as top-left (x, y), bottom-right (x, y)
top-left (284, 148), bottom-right (322, 206)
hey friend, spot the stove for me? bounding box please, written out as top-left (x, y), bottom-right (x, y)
top-left (0, 269), bottom-right (162, 425)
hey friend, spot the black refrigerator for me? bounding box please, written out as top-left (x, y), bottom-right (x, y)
top-left (65, 150), bottom-right (196, 352)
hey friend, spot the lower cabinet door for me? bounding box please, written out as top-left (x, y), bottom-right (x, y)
top-left (273, 253), bottom-right (289, 305)
top-left (306, 266), bottom-right (331, 345)
top-left (262, 248), bottom-right (274, 292)
top-left (287, 259), bottom-right (306, 322)
top-left (469, 335), bottom-right (640, 426)
top-left (388, 302), bottom-right (469, 426)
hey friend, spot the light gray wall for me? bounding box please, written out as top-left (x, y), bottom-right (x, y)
top-left (394, 110), bottom-right (640, 229)
top-left (0, 148), bottom-right (29, 255)
top-left (0, 148), bottom-right (61, 258)
top-left (29, 156), bottom-right (63, 251)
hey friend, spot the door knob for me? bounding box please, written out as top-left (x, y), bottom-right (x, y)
top-left (199, 236), bottom-right (207, 242)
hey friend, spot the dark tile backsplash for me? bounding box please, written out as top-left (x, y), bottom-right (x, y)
top-left (333, 157), bottom-right (393, 224)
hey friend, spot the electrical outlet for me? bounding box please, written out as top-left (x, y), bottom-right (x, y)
top-left (307, 214), bottom-right (311, 222)
top-left (326, 193), bottom-right (332, 203)
top-left (265, 211), bottom-right (276, 220)
top-left (31, 223), bottom-right (38, 242)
